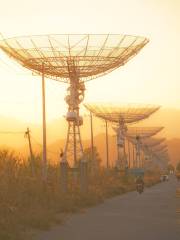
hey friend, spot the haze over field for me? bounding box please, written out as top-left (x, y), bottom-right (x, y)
top-left (0, 0), bottom-right (180, 167)
top-left (0, 107), bottom-right (179, 165)
top-left (0, 0), bottom-right (180, 122)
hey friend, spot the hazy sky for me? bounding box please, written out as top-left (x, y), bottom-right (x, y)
top-left (0, 0), bottom-right (180, 123)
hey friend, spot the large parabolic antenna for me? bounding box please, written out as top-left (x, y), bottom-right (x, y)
top-left (84, 103), bottom-right (160, 169)
top-left (84, 103), bottom-right (160, 123)
top-left (122, 126), bottom-right (167, 170)
top-left (142, 138), bottom-right (166, 161)
top-left (126, 127), bottom-right (164, 139)
top-left (0, 34), bottom-right (149, 167)
top-left (144, 140), bottom-right (169, 170)
top-left (126, 128), bottom-right (164, 168)
top-left (0, 34), bottom-right (149, 81)
top-left (141, 137), bottom-right (166, 148)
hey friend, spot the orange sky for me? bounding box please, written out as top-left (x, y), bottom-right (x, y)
top-left (0, 0), bottom-right (180, 123)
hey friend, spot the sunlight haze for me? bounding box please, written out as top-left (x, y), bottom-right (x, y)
top-left (0, 0), bottom-right (180, 123)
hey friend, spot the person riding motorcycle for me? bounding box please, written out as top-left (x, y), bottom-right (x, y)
top-left (135, 176), bottom-right (144, 193)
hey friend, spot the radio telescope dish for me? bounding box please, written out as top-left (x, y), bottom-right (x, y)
top-left (150, 146), bottom-right (169, 171)
top-left (142, 137), bottom-right (166, 147)
top-left (141, 137), bottom-right (168, 170)
top-left (84, 102), bottom-right (160, 170)
top-left (0, 34), bottom-right (149, 82)
top-left (126, 128), bottom-right (165, 169)
top-left (84, 103), bottom-right (160, 123)
top-left (145, 150), bottom-right (169, 171)
top-left (126, 127), bottom-right (164, 139)
top-left (151, 144), bottom-right (167, 152)
top-left (0, 34), bottom-right (149, 168)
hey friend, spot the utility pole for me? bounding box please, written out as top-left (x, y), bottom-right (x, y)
top-left (105, 120), bottom-right (109, 168)
top-left (42, 63), bottom-right (47, 182)
top-left (90, 112), bottom-right (94, 164)
top-left (127, 139), bottom-right (131, 168)
top-left (25, 127), bottom-right (34, 176)
top-left (133, 144), bottom-right (135, 168)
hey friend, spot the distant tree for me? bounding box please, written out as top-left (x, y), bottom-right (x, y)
top-left (176, 161), bottom-right (180, 172)
top-left (82, 146), bottom-right (101, 172)
top-left (167, 163), bottom-right (175, 172)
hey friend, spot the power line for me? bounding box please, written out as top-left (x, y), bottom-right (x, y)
top-left (0, 131), bottom-right (24, 134)
top-left (31, 136), bottom-right (42, 147)
top-left (0, 54), bottom-right (33, 76)
top-left (0, 128), bottom-right (59, 156)
top-left (31, 135), bottom-right (59, 155)
top-left (0, 56), bottom-right (24, 74)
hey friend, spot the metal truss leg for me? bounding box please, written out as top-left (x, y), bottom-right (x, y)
top-left (80, 160), bottom-right (88, 193)
top-left (60, 161), bottom-right (68, 193)
top-left (63, 120), bottom-right (88, 192)
top-left (63, 121), bottom-right (84, 166)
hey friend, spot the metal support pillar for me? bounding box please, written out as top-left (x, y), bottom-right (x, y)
top-left (116, 120), bottom-right (127, 171)
top-left (133, 145), bottom-right (135, 168)
top-left (90, 112), bottom-right (94, 168)
top-left (123, 139), bottom-right (128, 170)
top-left (127, 139), bottom-right (131, 168)
top-left (62, 60), bottom-right (88, 192)
top-left (80, 160), bottom-right (88, 193)
top-left (136, 150), bottom-right (140, 168)
top-left (105, 120), bottom-right (109, 168)
top-left (42, 63), bottom-right (47, 182)
top-left (135, 136), bottom-right (141, 168)
top-left (60, 161), bottom-right (68, 193)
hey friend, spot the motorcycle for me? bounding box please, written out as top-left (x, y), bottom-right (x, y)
top-left (136, 183), bottom-right (144, 194)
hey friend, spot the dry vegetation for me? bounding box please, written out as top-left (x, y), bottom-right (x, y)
top-left (0, 149), bottom-right (161, 240)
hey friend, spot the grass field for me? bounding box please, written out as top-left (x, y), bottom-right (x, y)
top-left (0, 149), bottom-right (161, 240)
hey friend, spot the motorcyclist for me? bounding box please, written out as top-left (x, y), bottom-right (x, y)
top-left (136, 176), bottom-right (144, 193)
top-left (136, 176), bottom-right (144, 185)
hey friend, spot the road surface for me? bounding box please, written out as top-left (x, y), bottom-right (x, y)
top-left (34, 176), bottom-right (180, 240)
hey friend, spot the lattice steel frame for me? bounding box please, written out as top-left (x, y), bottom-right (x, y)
top-left (0, 34), bottom-right (149, 82)
top-left (84, 103), bottom-right (160, 123)
top-left (126, 127), bottom-right (164, 139)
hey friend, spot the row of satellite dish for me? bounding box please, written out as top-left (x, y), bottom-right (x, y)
top-left (0, 33), bottom-right (168, 174)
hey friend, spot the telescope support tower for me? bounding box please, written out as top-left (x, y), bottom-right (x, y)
top-left (63, 61), bottom-right (85, 166)
top-left (116, 120), bottom-right (128, 170)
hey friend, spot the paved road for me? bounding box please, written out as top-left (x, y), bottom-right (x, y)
top-left (35, 176), bottom-right (180, 240)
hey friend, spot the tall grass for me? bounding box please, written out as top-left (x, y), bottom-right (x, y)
top-left (0, 149), bottom-right (161, 240)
